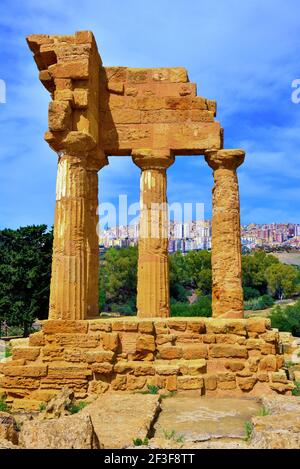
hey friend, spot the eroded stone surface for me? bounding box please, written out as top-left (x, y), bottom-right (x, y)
top-left (82, 393), bottom-right (161, 448)
top-left (19, 413), bottom-right (100, 449)
top-left (154, 394), bottom-right (261, 442)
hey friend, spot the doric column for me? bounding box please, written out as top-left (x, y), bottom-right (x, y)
top-left (132, 150), bottom-right (174, 318)
top-left (49, 152), bottom-right (107, 320)
top-left (205, 149), bottom-right (245, 318)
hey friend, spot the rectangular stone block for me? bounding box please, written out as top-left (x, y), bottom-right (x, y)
top-left (178, 359), bottom-right (207, 375)
top-left (29, 331), bottom-right (45, 347)
top-left (3, 365), bottom-right (47, 378)
top-left (138, 321), bottom-right (154, 334)
top-left (101, 332), bottom-right (119, 352)
top-left (136, 334), bottom-right (156, 352)
top-left (154, 363), bottom-right (179, 376)
top-left (47, 364), bottom-right (92, 379)
top-left (88, 320), bottom-right (112, 332)
top-left (112, 320), bottom-right (138, 332)
top-left (2, 377), bottom-right (40, 390)
top-left (246, 318), bottom-right (270, 334)
top-left (182, 344), bottom-right (208, 360)
top-left (12, 347), bottom-right (41, 361)
top-left (215, 334), bottom-right (246, 345)
top-left (43, 320), bottom-right (88, 335)
top-left (48, 60), bottom-right (89, 79)
top-left (177, 376), bottom-right (203, 390)
top-left (209, 344), bottom-right (248, 359)
top-left (91, 363), bottom-right (113, 374)
top-left (158, 346), bottom-right (183, 360)
top-left (84, 350), bottom-right (115, 363)
top-left (47, 333), bottom-right (100, 348)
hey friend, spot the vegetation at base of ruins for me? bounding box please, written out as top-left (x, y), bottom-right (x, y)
top-left (270, 300), bottom-right (300, 335)
top-left (258, 406), bottom-right (270, 417)
top-left (160, 390), bottom-right (177, 399)
top-left (4, 345), bottom-right (12, 358)
top-left (292, 382), bottom-right (300, 396)
top-left (162, 429), bottom-right (185, 444)
top-left (170, 296), bottom-right (212, 317)
top-left (146, 384), bottom-right (160, 395)
top-left (133, 437), bottom-right (149, 446)
top-left (0, 225), bottom-right (53, 337)
top-left (244, 294), bottom-right (275, 311)
top-left (0, 396), bottom-right (9, 412)
top-left (39, 402), bottom-right (46, 412)
top-left (66, 401), bottom-right (88, 414)
top-left (284, 360), bottom-right (296, 368)
top-left (244, 420), bottom-right (253, 442)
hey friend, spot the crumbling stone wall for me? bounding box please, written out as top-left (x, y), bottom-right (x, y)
top-left (0, 318), bottom-right (293, 410)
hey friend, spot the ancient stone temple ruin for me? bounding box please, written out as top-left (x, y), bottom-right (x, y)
top-left (0, 32), bottom-right (294, 409)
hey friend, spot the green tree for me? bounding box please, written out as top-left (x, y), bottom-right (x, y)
top-left (242, 251), bottom-right (279, 295)
top-left (265, 263), bottom-right (299, 300)
top-left (185, 250), bottom-right (212, 295)
top-left (270, 300), bottom-right (300, 335)
top-left (0, 225), bottom-right (53, 336)
top-left (99, 247), bottom-right (138, 313)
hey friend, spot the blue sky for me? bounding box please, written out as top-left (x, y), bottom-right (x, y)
top-left (0, 0), bottom-right (300, 228)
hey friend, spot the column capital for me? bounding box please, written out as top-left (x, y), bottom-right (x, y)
top-left (204, 149), bottom-right (245, 171)
top-left (132, 148), bottom-right (174, 170)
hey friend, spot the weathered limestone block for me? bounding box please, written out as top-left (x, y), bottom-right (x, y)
top-left (12, 347), bottom-right (41, 362)
top-left (158, 346), bottom-right (183, 360)
top-left (2, 365), bottom-right (47, 378)
top-left (217, 372), bottom-right (236, 390)
top-left (224, 360), bottom-right (245, 372)
top-left (237, 375), bottom-right (257, 391)
top-left (0, 412), bottom-right (19, 445)
top-left (178, 359), bottom-right (207, 375)
top-left (204, 373), bottom-right (217, 391)
top-left (84, 350), bottom-right (115, 363)
top-left (29, 331), bottom-right (45, 347)
top-left (259, 355), bottom-right (278, 372)
top-left (20, 413), bottom-right (100, 449)
top-left (177, 376), bottom-right (204, 391)
top-left (43, 320), bottom-right (88, 334)
top-left (205, 150), bottom-right (245, 318)
top-left (246, 318), bottom-right (270, 334)
top-left (182, 344), bottom-right (208, 360)
top-left (136, 334), bottom-right (156, 352)
top-left (91, 363), bottom-right (114, 374)
top-left (251, 413), bottom-right (300, 448)
top-left (209, 344), bottom-right (248, 359)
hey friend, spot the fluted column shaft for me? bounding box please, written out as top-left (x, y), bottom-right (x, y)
top-left (205, 149), bottom-right (245, 318)
top-left (133, 151), bottom-right (174, 318)
top-left (49, 153), bottom-right (103, 320)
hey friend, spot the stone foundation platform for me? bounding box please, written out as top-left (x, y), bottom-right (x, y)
top-left (0, 317), bottom-right (294, 410)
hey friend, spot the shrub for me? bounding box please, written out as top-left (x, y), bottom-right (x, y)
top-left (39, 402), bottom-right (46, 412)
top-left (270, 300), bottom-right (300, 335)
top-left (244, 420), bottom-right (253, 442)
top-left (133, 437), bottom-right (149, 446)
top-left (243, 287), bottom-right (261, 301)
top-left (66, 401), bottom-right (88, 414)
top-left (171, 296), bottom-right (212, 317)
top-left (292, 382), bottom-right (300, 396)
top-left (163, 429), bottom-right (185, 444)
top-left (0, 396), bottom-right (9, 412)
top-left (244, 294), bottom-right (274, 311)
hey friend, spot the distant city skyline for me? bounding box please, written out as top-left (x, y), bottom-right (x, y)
top-left (99, 220), bottom-right (300, 252)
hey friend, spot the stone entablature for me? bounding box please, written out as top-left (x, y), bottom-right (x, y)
top-left (0, 318), bottom-right (294, 410)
